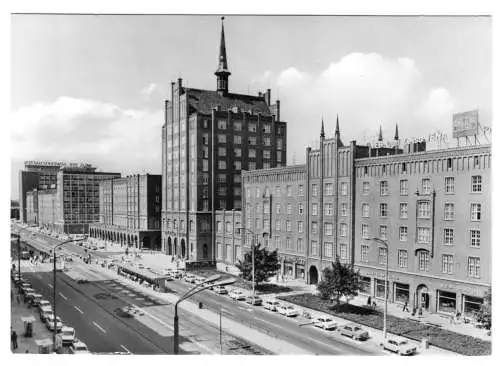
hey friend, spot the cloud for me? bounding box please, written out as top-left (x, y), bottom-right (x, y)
top-left (10, 96), bottom-right (163, 173)
top-left (140, 82), bottom-right (159, 99)
top-left (250, 53), bottom-right (455, 162)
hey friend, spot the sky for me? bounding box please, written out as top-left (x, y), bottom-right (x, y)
top-left (10, 14), bottom-right (492, 200)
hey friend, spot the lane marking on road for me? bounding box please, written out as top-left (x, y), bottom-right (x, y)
top-left (120, 344), bottom-right (132, 354)
top-left (48, 284), bottom-right (53, 289)
top-left (59, 292), bottom-right (68, 300)
top-left (92, 321), bottom-right (107, 333)
top-left (73, 305), bottom-right (84, 314)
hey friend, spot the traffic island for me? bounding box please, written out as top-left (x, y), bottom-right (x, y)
top-left (278, 293), bottom-right (491, 356)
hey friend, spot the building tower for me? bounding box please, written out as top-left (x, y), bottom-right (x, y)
top-left (215, 17), bottom-right (231, 97)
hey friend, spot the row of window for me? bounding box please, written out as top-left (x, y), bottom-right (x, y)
top-left (247, 202), bottom-right (351, 218)
top-left (360, 202), bottom-right (482, 221)
top-left (363, 175), bottom-right (483, 196)
top-left (200, 133), bottom-right (284, 149)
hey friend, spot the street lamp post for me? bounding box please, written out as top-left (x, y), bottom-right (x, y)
top-left (238, 228), bottom-right (269, 299)
top-left (52, 236), bottom-right (87, 352)
top-left (371, 237), bottom-right (389, 339)
top-left (173, 275), bottom-right (236, 354)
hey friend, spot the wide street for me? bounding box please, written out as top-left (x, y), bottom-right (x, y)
top-left (14, 227), bottom-right (381, 355)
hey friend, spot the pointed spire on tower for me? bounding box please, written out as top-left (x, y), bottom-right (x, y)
top-left (378, 125), bottom-right (383, 142)
top-left (320, 118), bottom-right (325, 139)
top-left (215, 17), bottom-right (231, 96)
top-left (394, 123), bottom-right (399, 141)
top-left (335, 114), bottom-right (344, 147)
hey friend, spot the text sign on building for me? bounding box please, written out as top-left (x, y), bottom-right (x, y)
top-left (452, 110), bottom-right (479, 138)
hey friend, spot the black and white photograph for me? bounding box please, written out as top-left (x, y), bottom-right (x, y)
top-left (6, 1), bottom-right (495, 359)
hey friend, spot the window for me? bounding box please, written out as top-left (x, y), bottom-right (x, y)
top-left (474, 156), bottom-right (480, 168)
top-left (400, 180), bottom-right (408, 196)
top-left (248, 149), bottom-right (256, 158)
top-left (311, 241), bottom-right (319, 256)
top-left (444, 203), bottom-right (455, 220)
top-left (277, 138), bottom-right (283, 150)
top-left (298, 185), bottom-right (304, 196)
top-left (218, 120), bottom-right (227, 129)
top-left (418, 251), bottom-right (430, 271)
top-left (380, 181), bottom-right (388, 196)
top-left (324, 183), bottom-right (333, 196)
top-left (339, 244), bottom-right (347, 260)
top-left (340, 182), bottom-right (348, 196)
top-left (263, 150), bottom-right (271, 159)
top-left (233, 122), bottom-right (242, 131)
top-left (264, 137), bottom-right (271, 146)
top-left (445, 177), bottom-right (455, 193)
top-left (217, 174), bottom-right (227, 183)
top-left (276, 203), bottom-right (281, 214)
top-left (297, 238), bottom-right (304, 253)
top-left (217, 187), bottom-right (227, 196)
top-left (471, 203), bottom-right (481, 221)
top-left (324, 203), bottom-right (333, 216)
top-left (248, 162), bottom-right (256, 170)
top-left (399, 226), bottom-right (408, 242)
top-left (422, 178), bottom-right (431, 194)
top-left (324, 242), bottom-right (333, 258)
top-left (398, 250), bottom-right (408, 268)
top-left (263, 123), bottom-right (271, 133)
top-left (362, 181), bottom-right (370, 194)
top-left (378, 247), bottom-right (387, 265)
top-left (248, 136), bottom-right (257, 145)
top-left (472, 176), bottom-right (482, 192)
top-left (287, 203), bottom-right (292, 215)
top-left (287, 185), bottom-right (292, 196)
top-left (468, 257), bottom-right (480, 278)
top-left (399, 203), bottom-right (408, 219)
top-left (418, 201), bottom-right (430, 218)
top-left (218, 160), bottom-right (226, 170)
top-left (379, 203), bottom-right (388, 217)
top-left (438, 290), bottom-right (457, 313)
top-left (218, 147), bottom-right (226, 157)
top-left (275, 220), bottom-right (281, 231)
top-left (361, 245), bottom-right (369, 262)
top-left (233, 161), bottom-right (241, 170)
top-left (394, 282), bottom-right (410, 303)
top-left (297, 221), bottom-right (304, 233)
top-left (248, 123), bottom-right (257, 132)
top-left (274, 236), bottom-right (280, 248)
top-left (470, 230), bottom-right (480, 247)
top-left (285, 238), bottom-right (292, 250)
top-left (311, 222), bottom-right (318, 235)
top-left (362, 203), bottom-right (370, 218)
top-left (338, 223), bottom-right (347, 237)
top-left (312, 184), bottom-right (319, 197)
top-left (225, 221), bottom-right (233, 233)
top-left (444, 228), bottom-right (455, 245)
top-left (202, 133), bottom-right (209, 144)
top-left (217, 221), bottom-right (223, 233)
top-left (379, 225), bottom-right (388, 240)
top-left (417, 227), bottom-right (431, 243)
top-left (312, 203), bottom-right (318, 216)
top-left (234, 135), bottom-right (241, 144)
top-left (286, 220), bottom-right (292, 232)
top-left (263, 202), bottom-right (270, 214)
top-left (361, 224), bottom-right (369, 239)
top-left (375, 279), bottom-right (386, 299)
top-left (442, 254), bottom-right (454, 274)
top-left (217, 134), bottom-right (227, 143)
top-left (275, 186), bottom-right (281, 196)
top-left (341, 203), bottom-right (348, 216)
top-left (298, 203), bottom-right (304, 215)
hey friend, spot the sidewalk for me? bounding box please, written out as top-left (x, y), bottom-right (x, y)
top-left (11, 283), bottom-right (54, 354)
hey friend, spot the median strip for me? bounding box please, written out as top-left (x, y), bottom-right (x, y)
top-left (92, 321), bottom-right (107, 333)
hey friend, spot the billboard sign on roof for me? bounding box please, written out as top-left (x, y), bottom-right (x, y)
top-left (452, 110), bottom-right (479, 138)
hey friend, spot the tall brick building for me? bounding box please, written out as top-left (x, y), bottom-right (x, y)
top-left (161, 19), bottom-right (287, 262)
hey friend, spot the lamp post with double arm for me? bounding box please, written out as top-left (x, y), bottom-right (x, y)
top-left (52, 236), bottom-right (87, 351)
top-left (371, 237), bottom-right (389, 339)
top-left (173, 275), bottom-right (236, 354)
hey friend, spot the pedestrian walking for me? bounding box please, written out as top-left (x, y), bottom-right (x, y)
top-left (367, 296), bottom-right (372, 307)
top-left (402, 301), bottom-right (409, 312)
top-left (11, 329), bottom-right (18, 350)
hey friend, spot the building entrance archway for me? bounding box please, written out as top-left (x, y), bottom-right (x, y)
top-left (416, 284), bottom-right (430, 310)
top-left (181, 239), bottom-right (186, 258)
top-left (309, 265), bottom-right (319, 285)
top-left (167, 237), bottom-right (172, 255)
top-left (142, 236), bottom-right (151, 249)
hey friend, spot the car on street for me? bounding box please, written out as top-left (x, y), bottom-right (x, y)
top-left (212, 285), bottom-right (228, 295)
top-left (313, 315), bottom-right (338, 330)
top-left (264, 299), bottom-right (281, 311)
top-left (277, 304), bottom-right (300, 317)
top-left (46, 315), bottom-right (63, 332)
top-left (382, 336), bottom-right (417, 355)
top-left (194, 277), bottom-right (206, 285)
top-left (39, 306), bottom-right (53, 323)
top-left (339, 323), bottom-right (370, 341)
top-left (228, 289), bottom-right (246, 301)
top-left (38, 300), bottom-right (51, 309)
top-left (245, 295), bottom-right (263, 306)
top-left (61, 326), bottom-right (76, 346)
top-left (184, 274), bottom-right (197, 283)
top-left (30, 293), bottom-right (43, 306)
top-left (69, 340), bottom-right (90, 354)
top-left (164, 274), bottom-right (174, 281)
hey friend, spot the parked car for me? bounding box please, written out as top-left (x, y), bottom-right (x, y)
top-left (30, 293), bottom-right (43, 306)
top-left (212, 285), bottom-right (228, 295)
top-left (382, 336), bottom-right (417, 355)
top-left (228, 289), bottom-right (246, 301)
top-left (184, 274), bottom-right (196, 283)
top-left (69, 340), bottom-right (90, 354)
top-left (339, 323), bottom-right (369, 340)
top-left (61, 326), bottom-right (76, 346)
top-left (245, 295), bottom-right (263, 306)
top-left (40, 306), bottom-right (54, 323)
top-left (194, 277), bottom-right (205, 285)
top-left (277, 304), bottom-right (300, 317)
top-left (264, 299), bottom-right (281, 311)
top-left (46, 315), bottom-right (63, 332)
top-left (38, 300), bottom-right (51, 309)
top-left (313, 315), bottom-right (338, 330)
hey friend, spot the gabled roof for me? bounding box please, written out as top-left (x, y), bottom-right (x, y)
top-left (186, 88), bottom-right (271, 116)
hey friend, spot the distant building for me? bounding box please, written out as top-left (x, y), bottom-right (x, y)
top-left (26, 163), bottom-right (120, 234)
top-left (26, 190), bottom-right (38, 225)
top-left (89, 174), bottom-right (162, 250)
top-left (161, 19), bottom-right (286, 262)
top-left (10, 200), bottom-right (20, 220)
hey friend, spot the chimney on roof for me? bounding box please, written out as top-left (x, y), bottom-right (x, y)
top-left (178, 78), bottom-right (183, 90)
top-left (264, 89), bottom-right (271, 105)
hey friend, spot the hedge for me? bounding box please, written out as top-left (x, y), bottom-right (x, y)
top-left (277, 293), bottom-right (491, 356)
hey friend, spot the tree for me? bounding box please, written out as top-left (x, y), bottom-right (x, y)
top-left (235, 243), bottom-right (280, 288)
top-left (475, 287), bottom-right (491, 330)
top-left (317, 257), bottom-right (362, 306)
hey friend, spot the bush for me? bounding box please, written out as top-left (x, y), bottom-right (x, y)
top-left (278, 293), bottom-right (491, 356)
